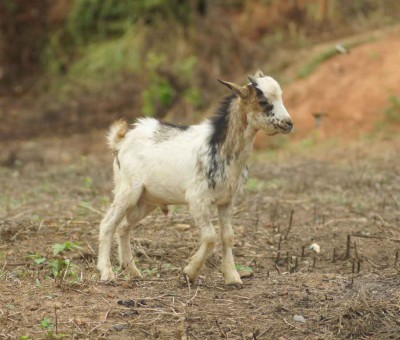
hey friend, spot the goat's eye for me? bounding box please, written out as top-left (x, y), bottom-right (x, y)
top-left (259, 101), bottom-right (274, 112)
top-left (255, 88), bottom-right (264, 97)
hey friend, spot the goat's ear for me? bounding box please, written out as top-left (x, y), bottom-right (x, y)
top-left (217, 79), bottom-right (248, 99)
top-left (254, 69), bottom-right (265, 78)
top-left (248, 75), bottom-right (258, 86)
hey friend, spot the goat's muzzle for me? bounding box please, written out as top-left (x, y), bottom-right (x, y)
top-left (277, 119), bottom-right (294, 134)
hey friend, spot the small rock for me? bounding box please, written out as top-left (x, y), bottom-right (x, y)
top-left (239, 270), bottom-right (254, 279)
top-left (174, 223), bottom-right (191, 231)
top-left (113, 324), bottom-right (128, 331)
top-left (28, 303), bottom-right (40, 311)
top-left (236, 225), bottom-right (245, 234)
top-left (293, 315), bottom-right (306, 323)
top-left (117, 299), bottom-right (135, 308)
top-left (121, 310), bottom-right (139, 317)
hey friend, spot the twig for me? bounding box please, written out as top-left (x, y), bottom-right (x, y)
top-left (54, 306), bottom-right (58, 335)
top-left (215, 319), bottom-right (227, 339)
top-left (353, 241), bottom-right (360, 261)
top-left (70, 319), bottom-right (83, 333)
top-left (186, 286), bottom-right (200, 305)
top-left (78, 203), bottom-right (103, 216)
top-left (284, 209), bottom-right (294, 240)
top-left (184, 274), bottom-right (191, 297)
top-left (88, 323), bottom-right (103, 335)
top-left (104, 308), bottom-right (111, 322)
top-left (257, 326), bottom-right (272, 338)
top-left (4, 262), bottom-right (30, 267)
top-left (346, 235), bottom-right (351, 259)
top-left (282, 318), bottom-right (305, 332)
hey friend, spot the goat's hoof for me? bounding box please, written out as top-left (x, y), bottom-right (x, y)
top-left (182, 272), bottom-right (197, 286)
top-left (123, 266), bottom-right (143, 278)
top-left (99, 269), bottom-right (116, 282)
top-left (226, 281), bottom-right (243, 289)
top-left (182, 266), bottom-right (199, 285)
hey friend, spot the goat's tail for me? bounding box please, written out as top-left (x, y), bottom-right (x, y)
top-left (107, 119), bottom-right (128, 152)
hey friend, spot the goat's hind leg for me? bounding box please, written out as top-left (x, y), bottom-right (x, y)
top-left (117, 201), bottom-right (156, 278)
top-left (97, 187), bottom-right (142, 281)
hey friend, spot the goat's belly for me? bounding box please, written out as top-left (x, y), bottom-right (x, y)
top-left (141, 182), bottom-right (187, 205)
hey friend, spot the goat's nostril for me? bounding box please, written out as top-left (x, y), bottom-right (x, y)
top-left (286, 120), bottom-right (293, 129)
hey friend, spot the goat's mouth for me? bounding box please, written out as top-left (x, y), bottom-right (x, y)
top-left (272, 123), bottom-right (293, 134)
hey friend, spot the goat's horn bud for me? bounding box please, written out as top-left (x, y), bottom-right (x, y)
top-left (255, 69), bottom-right (265, 77)
top-left (248, 75), bottom-right (258, 86)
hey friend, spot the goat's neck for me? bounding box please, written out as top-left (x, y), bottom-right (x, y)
top-left (221, 99), bottom-right (256, 167)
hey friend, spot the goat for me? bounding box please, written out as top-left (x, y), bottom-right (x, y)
top-left (97, 70), bottom-right (293, 288)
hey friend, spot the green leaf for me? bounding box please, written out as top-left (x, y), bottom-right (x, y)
top-left (27, 253), bottom-right (47, 265)
top-left (40, 316), bottom-right (54, 330)
top-left (235, 264), bottom-right (253, 272)
top-left (52, 241), bottom-right (82, 255)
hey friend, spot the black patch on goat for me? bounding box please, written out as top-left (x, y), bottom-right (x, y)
top-left (160, 121), bottom-right (189, 130)
top-left (255, 87), bottom-right (274, 116)
top-left (206, 94), bottom-right (235, 189)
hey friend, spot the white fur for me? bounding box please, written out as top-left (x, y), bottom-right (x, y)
top-left (97, 74), bottom-right (293, 287)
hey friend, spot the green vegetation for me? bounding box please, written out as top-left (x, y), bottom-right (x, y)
top-left (297, 38), bottom-right (375, 79)
top-left (40, 316), bottom-right (67, 339)
top-left (297, 48), bottom-right (339, 79)
top-left (235, 264), bottom-right (253, 272)
top-left (27, 242), bottom-right (82, 286)
top-left (384, 95), bottom-right (400, 122)
top-left (247, 177), bottom-right (287, 192)
top-left (40, 317), bottom-right (54, 331)
top-left (52, 241), bottom-right (82, 255)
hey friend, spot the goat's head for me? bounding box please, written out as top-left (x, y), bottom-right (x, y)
top-left (218, 70), bottom-right (293, 136)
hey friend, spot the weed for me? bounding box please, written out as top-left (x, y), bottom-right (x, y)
top-left (27, 244), bottom-right (81, 285)
top-left (235, 264), bottom-right (253, 272)
top-left (39, 316), bottom-right (67, 339)
top-left (40, 317), bottom-right (54, 331)
top-left (83, 176), bottom-right (94, 190)
top-left (142, 268), bottom-right (158, 277)
top-left (52, 241), bottom-right (82, 256)
top-left (27, 253), bottom-right (47, 265)
top-left (49, 259), bottom-right (71, 279)
top-left (384, 95), bottom-right (400, 122)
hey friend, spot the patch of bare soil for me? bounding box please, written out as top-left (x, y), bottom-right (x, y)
top-left (255, 30), bottom-right (400, 149)
top-left (285, 33), bottom-right (400, 139)
top-left (0, 136), bottom-right (400, 339)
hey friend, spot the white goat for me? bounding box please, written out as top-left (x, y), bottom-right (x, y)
top-left (97, 70), bottom-right (293, 288)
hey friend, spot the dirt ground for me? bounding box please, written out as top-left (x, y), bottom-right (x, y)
top-left (1, 133), bottom-right (399, 339)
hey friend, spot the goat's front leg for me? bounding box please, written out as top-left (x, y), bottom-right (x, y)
top-left (183, 202), bottom-right (217, 283)
top-left (218, 203), bottom-right (242, 288)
